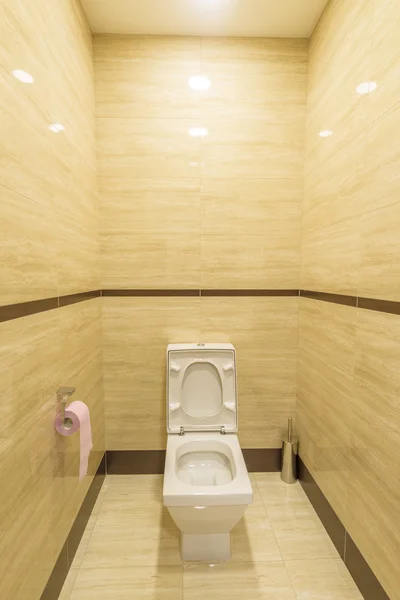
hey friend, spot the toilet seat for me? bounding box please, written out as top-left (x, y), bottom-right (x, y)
top-left (163, 433), bottom-right (252, 507)
top-left (167, 343), bottom-right (237, 434)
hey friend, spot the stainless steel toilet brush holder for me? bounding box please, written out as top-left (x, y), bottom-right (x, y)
top-left (281, 417), bottom-right (298, 484)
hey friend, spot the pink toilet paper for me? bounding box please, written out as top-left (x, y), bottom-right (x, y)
top-left (55, 401), bottom-right (93, 481)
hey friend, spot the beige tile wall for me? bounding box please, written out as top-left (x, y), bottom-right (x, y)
top-left (0, 1), bottom-right (103, 599)
top-left (103, 296), bottom-right (298, 450)
top-left (301, 0), bottom-right (400, 303)
top-left (96, 34), bottom-right (306, 451)
top-left (299, 0), bottom-right (400, 597)
top-left (95, 35), bottom-right (307, 290)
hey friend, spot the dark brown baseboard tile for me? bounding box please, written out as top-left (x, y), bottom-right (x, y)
top-left (297, 458), bottom-right (346, 558)
top-left (107, 450), bottom-right (167, 474)
top-left (298, 458), bottom-right (389, 600)
top-left (40, 454), bottom-right (106, 600)
top-left (345, 534), bottom-right (390, 600)
top-left (106, 448), bottom-right (281, 474)
top-left (242, 448), bottom-right (281, 471)
top-left (39, 540), bottom-right (69, 600)
top-left (300, 290), bottom-right (357, 307)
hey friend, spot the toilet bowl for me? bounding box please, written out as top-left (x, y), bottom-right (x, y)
top-left (163, 343), bottom-right (253, 561)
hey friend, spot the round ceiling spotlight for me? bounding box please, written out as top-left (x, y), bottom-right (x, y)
top-left (188, 76), bottom-right (211, 91)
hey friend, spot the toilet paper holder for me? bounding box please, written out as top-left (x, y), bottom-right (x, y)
top-left (57, 386), bottom-right (76, 427)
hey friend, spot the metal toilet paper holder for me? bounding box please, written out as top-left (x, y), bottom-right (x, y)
top-left (57, 386), bottom-right (76, 428)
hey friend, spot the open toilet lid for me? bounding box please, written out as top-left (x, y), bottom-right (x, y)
top-left (166, 343), bottom-right (238, 434)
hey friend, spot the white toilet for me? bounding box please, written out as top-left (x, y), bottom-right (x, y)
top-left (163, 343), bottom-right (253, 561)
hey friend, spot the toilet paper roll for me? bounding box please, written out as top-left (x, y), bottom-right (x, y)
top-left (55, 400), bottom-right (93, 481)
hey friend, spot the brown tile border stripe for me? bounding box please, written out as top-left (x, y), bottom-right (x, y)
top-left (298, 457), bottom-right (390, 600)
top-left (102, 289), bottom-right (200, 297)
top-left (300, 289), bottom-right (357, 307)
top-left (0, 296), bottom-right (58, 323)
top-left (358, 296), bottom-right (400, 315)
top-left (201, 289), bottom-right (299, 297)
top-left (0, 290), bottom-right (101, 324)
top-left (2, 289), bottom-right (400, 323)
top-left (58, 289), bottom-right (101, 307)
top-left (40, 454), bottom-right (106, 600)
top-left (106, 448), bottom-right (281, 474)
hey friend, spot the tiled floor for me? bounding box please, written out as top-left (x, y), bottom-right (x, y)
top-left (58, 473), bottom-right (364, 599)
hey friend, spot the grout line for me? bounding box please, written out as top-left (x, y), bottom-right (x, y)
top-left (251, 475), bottom-right (285, 562)
top-left (305, 96), bottom-right (400, 180)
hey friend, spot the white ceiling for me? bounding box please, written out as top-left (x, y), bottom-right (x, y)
top-left (82, 0), bottom-right (328, 38)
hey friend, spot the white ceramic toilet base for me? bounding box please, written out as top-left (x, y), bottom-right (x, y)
top-left (181, 533), bottom-right (230, 561)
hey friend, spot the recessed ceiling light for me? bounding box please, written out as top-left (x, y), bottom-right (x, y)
top-left (356, 81), bottom-right (377, 95)
top-left (189, 76), bottom-right (211, 91)
top-left (12, 69), bottom-right (34, 84)
top-left (49, 123), bottom-right (65, 133)
top-left (188, 127), bottom-right (208, 137)
top-left (319, 130), bottom-right (333, 138)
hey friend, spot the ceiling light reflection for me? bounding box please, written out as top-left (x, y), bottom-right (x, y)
top-left (197, 0), bottom-right (236, 8)
top-left (188, 127), bottom-right (208, 137)
top-left (12, 69), bottom-right (34, 84)
top-left (49, 123), bottom-right (65, 133)
top-left (319, 130), bottom-right (333, 138)
top-left (189, 76), bottom-right (211, 91)
top-left (356, 81), bottom-right (377, 95)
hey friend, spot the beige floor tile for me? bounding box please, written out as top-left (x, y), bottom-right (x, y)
top-left (276, 531), bottom-right (339, 561)
top-left (253, 473), bottom-right (308, 508)
top-left (69, 475), bottom-right (361, 599)
top-left (229, 481), bottom-right (281, 563)
top-left (265, 499), bottom-right (326, 538)
top-left (253, 473), bottom-right (339, 560)
top-left (183, 561), bottom-right (296, 600)
top-left (69, 484), bottom-right (110, 569)
top-left (81, 519), bottom-right (181, 568)
top-left (70, 565), bottom-right (183, 600)
top-left (230, 516), bottom-right (281, 563)
top-left (95, 501), bottom-right (177, 531)
top-left (70, 527), bottom-right (95, 570)
top-left (285, 558), bottom-right (363, 600)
